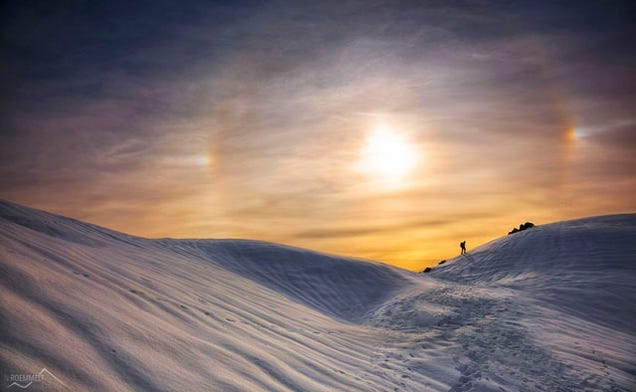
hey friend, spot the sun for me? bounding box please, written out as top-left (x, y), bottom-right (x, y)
top-left (357, 124), bottom-right (418, 182)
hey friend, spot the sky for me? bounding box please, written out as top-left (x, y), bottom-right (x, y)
top-left (1, 0), bottom-right (635, 271)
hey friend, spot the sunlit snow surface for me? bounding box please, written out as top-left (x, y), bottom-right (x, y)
top-left (1, 201), bottom-right (634, 391)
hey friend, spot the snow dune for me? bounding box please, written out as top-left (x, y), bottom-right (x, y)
top-left (1, 200), bottom-right (635, 391)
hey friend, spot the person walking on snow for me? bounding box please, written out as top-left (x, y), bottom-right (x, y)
top-left (460, 241), bottom-right (467, 255)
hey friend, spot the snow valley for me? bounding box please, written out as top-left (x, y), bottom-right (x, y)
top-left (1, 200), bottom-right (634, 391)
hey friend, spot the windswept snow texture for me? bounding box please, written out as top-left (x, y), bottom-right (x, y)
top-left (1, 201), bottom-right (635, 391)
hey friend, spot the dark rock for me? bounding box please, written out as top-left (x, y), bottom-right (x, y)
top-left (508, 221), bottom-right (535, 235)
top-left (422, 267), bottom-right (432, 273)
top-left (438, 260), bottom-right (447, 265)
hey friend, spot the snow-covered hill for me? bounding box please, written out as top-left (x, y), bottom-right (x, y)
top-left (1, 200), bottom-right (635, 391)
top-left (157, 238), bottom-right (410, 322)
top-left (431, 215), bottom-right (636, 334)
top-left (426, 215), bottom-right (636, 391)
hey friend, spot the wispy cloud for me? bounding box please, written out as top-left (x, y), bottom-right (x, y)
top-left (1, 1), bottom-right (634, 269)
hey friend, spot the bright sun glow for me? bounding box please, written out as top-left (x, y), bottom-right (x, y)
top-left (357, 125), bottom-right (418, 181)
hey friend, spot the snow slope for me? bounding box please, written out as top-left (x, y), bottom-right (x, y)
top-left (1, 201), bottom-right (635, 391)
top-left (0, 201), bottom-right (449, 391)
top-left (157, 238), bottom-right (410, 322)
top-left (426, 215), bottom-right (636, 391)
top-left (431, 215), bottom-right (636, 333)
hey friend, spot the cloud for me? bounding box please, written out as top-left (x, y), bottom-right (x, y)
top-left (1, 1), bottom-right (634, 270)
top-left (588, 123), bottom-right (636, 149)
top-left (291, 213), bottom-right (494, 240)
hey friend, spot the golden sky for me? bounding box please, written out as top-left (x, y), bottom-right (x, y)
top-left (1, 2), bottom-right (635, 271)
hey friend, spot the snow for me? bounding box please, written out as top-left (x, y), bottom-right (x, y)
top-left (1, 200), bottom-right (635, 391)
top-left (431, 215), bottom-right (636, 333)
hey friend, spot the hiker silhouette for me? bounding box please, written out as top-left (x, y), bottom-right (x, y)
top-left (460, 241), bottom-right (466, 255)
